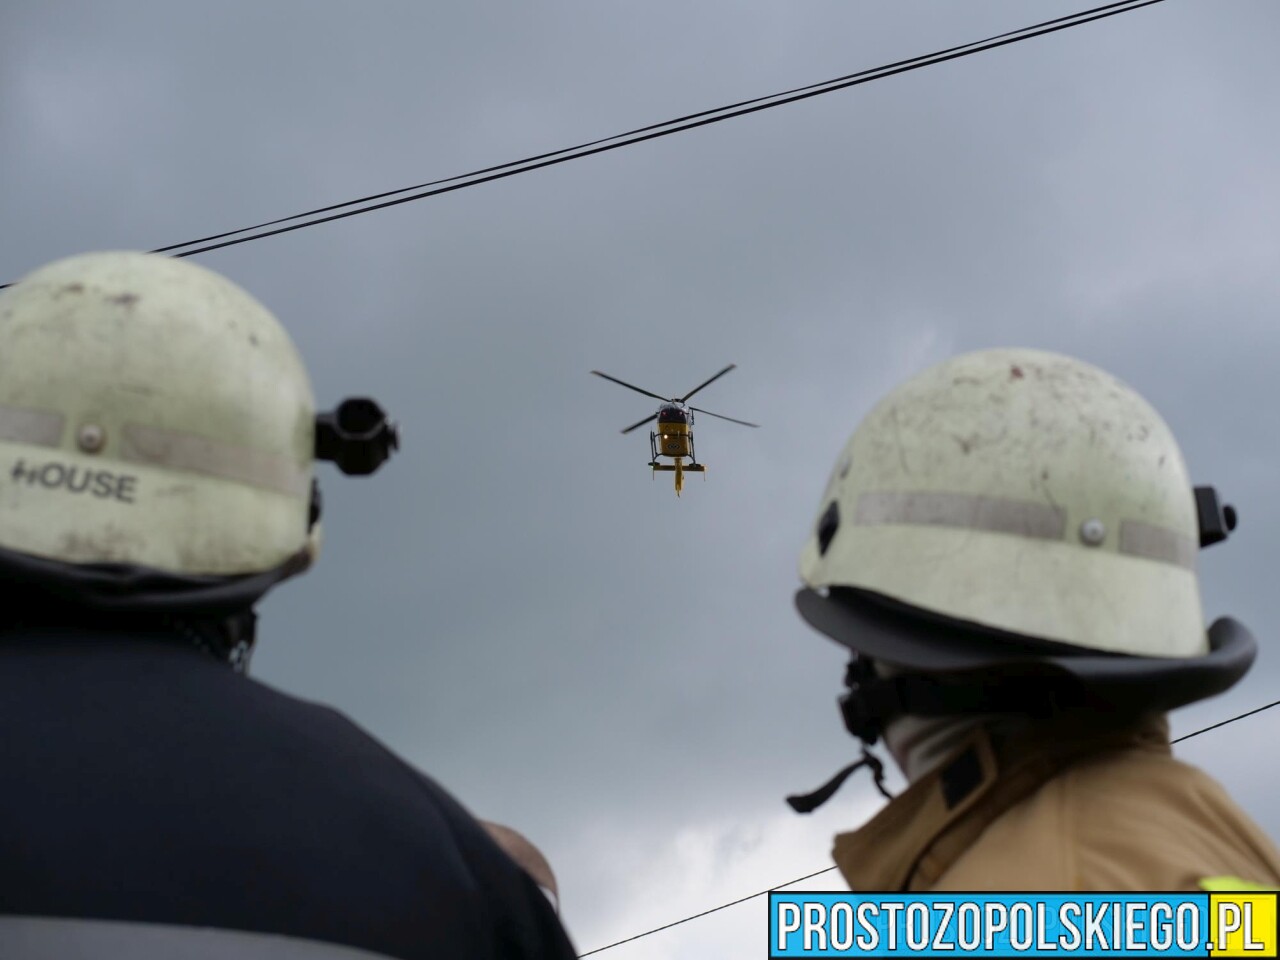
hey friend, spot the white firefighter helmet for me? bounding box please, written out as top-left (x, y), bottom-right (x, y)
top-left (0, 251), bottom-right (395, 589)
top-left (795, 348), bottom-right (1252, 718)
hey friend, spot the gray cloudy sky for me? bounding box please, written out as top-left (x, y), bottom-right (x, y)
top-left (3, 1), bottom-right (1279, 955)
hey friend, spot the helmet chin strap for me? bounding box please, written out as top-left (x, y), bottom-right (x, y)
top-left (786, 746), bottom-right (893, 813)
top-left (785, 655), bottom-right (1082, 813)
top-left (786, 658), bottom-right (896, 813)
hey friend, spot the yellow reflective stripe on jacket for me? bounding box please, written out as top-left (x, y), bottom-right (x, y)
top-left (1199, 875), bottom-right (1280, 892)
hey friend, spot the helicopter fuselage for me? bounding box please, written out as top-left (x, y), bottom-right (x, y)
top-left (649, 403), bottom-right (705, 495)
top-left (652, 403), bottom-right (694, 460)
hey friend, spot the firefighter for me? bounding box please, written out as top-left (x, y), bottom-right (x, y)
top-left (787, 347), bottom-right (1280, 892)
top-left (0, 251), bottom-right (577, 958)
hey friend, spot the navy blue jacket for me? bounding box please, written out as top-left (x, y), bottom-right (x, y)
top-left (0, 626), bottom-right (578, 959)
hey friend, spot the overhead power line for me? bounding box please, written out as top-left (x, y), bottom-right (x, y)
top-left (1170, 697), bottom-right (1280, 745)
top-left (148, 0), bottom-right (1160, 258)
top-left (578, 696), bottom-right (1280, 957)
top-left (576, 866), bottom-right (839, 957)
top-left (0, 0), bottom-right (1166, 288)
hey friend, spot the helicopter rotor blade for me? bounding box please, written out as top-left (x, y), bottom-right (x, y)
top-left (621, 413), bottom-right (658, 435)
top-left (591, 371), bottom-right (670, 403)
top-left (680, 364), bottom-right (737, 402)
top-left (690, 406), bottom-right (760, 428)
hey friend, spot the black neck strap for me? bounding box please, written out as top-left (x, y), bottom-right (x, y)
top-left (838, 657), bottom-right (1084, 744)
top-left (787, 747), bottom-right (892, 814)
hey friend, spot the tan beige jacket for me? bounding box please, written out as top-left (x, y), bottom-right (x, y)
top-left (834, 715), bottom-right (1280, 892)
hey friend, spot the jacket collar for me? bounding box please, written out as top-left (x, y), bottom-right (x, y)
top-left (833, 713), bottom-right (1170, 891)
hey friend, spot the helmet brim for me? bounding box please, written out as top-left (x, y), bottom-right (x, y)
top-left (0, 543), bottom-right (310, 618)
top-left (795, 586), bottom-right (1256, 714)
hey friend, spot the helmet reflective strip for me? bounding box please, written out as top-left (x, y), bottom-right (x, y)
top-left (121, 423), bottom-right (309, 497)
top-left (853, 490), bottom-right (1194, 570)
top-left (0, 405), bottom-right (64, 447)
top-left (854, 491), bottom-right (1066, 539)
top-left (1119, 519), bottom-right (1196, 570)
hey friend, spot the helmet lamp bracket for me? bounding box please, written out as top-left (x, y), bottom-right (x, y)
top-left (1194, 486), bottom-right (1237, 548)
top-left (315, 398), bottom-right (400, 476)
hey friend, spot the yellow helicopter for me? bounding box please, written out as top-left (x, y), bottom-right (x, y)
top-left (591, 364), bottom-right (759, 496)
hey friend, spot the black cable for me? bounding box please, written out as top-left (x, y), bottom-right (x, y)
top-left (145, 0), bottom-right (1148, 256)
top-left (578, 694), bottom-right (1280, 957)
top-left (0, 0), bottom-right (1168, 289)
top-left (1172, 698), bottom-right (1280, 744)
top-left (160, 0), bottom-right (1166, 261)
top-left (576, 866), bottom-right (838, 957)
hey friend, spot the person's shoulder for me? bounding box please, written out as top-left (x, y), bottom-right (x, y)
top-left (1058, 748), bottom-right (1280, 889)
top-left (239, 675), bottom-right (471, 807)
top-left (1064, 746), bottom-right (1243, 820)
top-left (235, 681), bottom-right (579, 956)
top-left (384, 769), bottom-right (579, 957)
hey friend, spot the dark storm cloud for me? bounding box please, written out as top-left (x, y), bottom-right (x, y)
top-left (4, 1), bottom-right (1279, 953)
